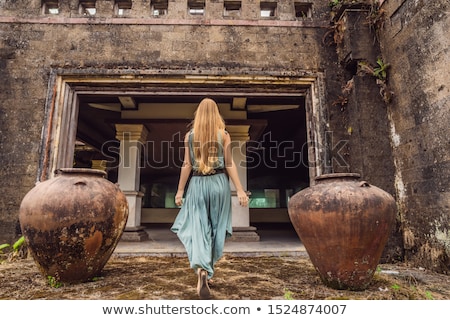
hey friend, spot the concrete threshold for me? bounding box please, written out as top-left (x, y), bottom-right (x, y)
top-left (113, 225), bottom-right (307, 258)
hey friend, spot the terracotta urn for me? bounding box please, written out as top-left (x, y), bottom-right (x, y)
top-left (288, 173), bottom-right (396, 290)
top-left (19, 168), bottom-right (128, 283)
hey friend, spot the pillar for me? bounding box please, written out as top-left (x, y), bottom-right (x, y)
top-left (226, 125), bottom-right (260, 241)
top-left (115, 124), bottom-right (149, 241)
top-left (91, 159), bottom-right (107, 172)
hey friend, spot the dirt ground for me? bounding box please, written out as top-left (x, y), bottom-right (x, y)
top-left (1, 254), bottom-right (449, 300)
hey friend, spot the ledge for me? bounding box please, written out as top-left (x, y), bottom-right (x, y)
top-left (0, 16), bottom-right (329, 28)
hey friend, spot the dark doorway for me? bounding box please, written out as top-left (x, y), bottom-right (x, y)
top-left (75, 93), bottom-right (309, 223)
top-left (247, 105), bottom-right (309, 209)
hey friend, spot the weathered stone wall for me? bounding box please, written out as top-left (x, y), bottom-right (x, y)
top-left (379, 0), bottom-right (450, 272)
top-left (4, 0), bottom-right (444, 273)
top-left (0, 12), bottom-right (48, 245)
top-left (322, 4), bottom-right (402, 262)
top-left (0, 0), bottom-right (335, 244)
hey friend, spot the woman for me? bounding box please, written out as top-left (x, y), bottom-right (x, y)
top-left (171, 98), bottom-right (249, 299)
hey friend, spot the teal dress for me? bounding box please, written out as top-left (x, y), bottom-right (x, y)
top-left (171, 130), bottom-right (232, 279)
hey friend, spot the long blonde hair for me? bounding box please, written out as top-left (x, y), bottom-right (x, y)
top-left (192, 98), bottom-right (226, 174)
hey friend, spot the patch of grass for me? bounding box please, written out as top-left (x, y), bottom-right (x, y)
top-left (47, 276), bottom-right (63, 288)
top-left (284, 288), bottom-right (294, 300)
top-left (391, 284), bottom-right (400, 291)
top-left (0, 236), bottom-right (26, 262)
top-left (425, 291), bottom-right (434, 300)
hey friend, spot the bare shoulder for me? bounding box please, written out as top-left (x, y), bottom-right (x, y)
top-left (184, 131), bottom-right (190, 142)
top-left (222, 129), bottom-right (231, 142)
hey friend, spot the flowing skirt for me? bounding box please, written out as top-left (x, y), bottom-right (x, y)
top-left (171, 172), bottom-right (232, 279)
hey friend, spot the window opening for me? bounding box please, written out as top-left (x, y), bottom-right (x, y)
top-left (115, 0), bottom-right (132, 16)
top-left (223, 1), bottom-right (241, 17)
top-left (294, 2), bottom-right (312, 18)
top-left (79, 1), bottom-right (96, 16)
top-left (42, 0), bottom-right (59, 14)
top-left (188, 0), bottom-right (205, 16)
top-left (260, 2), bottom-right (277, 18)
top-left (151, 0), bottom-right (168, 16)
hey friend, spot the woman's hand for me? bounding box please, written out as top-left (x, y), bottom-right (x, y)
top-left (237, 190), bottom-right (249, 207)
top-left (175, 190), bottom-right (184, 206)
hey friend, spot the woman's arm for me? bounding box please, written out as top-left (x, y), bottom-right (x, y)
top-left (223, 131), bottom-right (249, 207)
top-left (175, 133), bottom-right (192, 206)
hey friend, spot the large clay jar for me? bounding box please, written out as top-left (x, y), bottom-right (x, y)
top-left (19, 168), bottom-right (128, 283)
top-left (288, 173), bottom-right (396, 290)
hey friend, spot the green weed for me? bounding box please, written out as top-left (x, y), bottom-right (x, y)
top-left (0, 236), bottom-right (26, 262)
top-left (284, 288), bottom-right (294, 300)
top-left (391, 284), bottom-right (400, 291)
top-left (373, 57), bottom-right (390, 80)
top-left (0, 243), bottom-right (10, 253)
top-left (47, 276), bottom-right (63, 288)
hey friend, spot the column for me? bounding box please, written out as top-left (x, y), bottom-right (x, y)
top-left (226, 125), bottom-right (260, 241)
top-left (115, 124), bottom-right (149, 241)
top-left (91, 159), bottom-right (107, 172)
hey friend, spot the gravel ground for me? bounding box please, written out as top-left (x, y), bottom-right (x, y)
top-left (1, 254), bottom-right (449, 300)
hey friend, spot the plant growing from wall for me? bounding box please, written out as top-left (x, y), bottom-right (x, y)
top-left (366, 1), bottom-right (387, 43)
top-left (329, 0), bottom-right (376, 13)
top-left (326, 1), bottom-right (385, 46)
top-left (328, 0), bottom-right (342, 8)
top-left (358, 58), bottom-right (393, 103)
top-left (360, 57), bottom-right (389, 80)
top-left (326, 1), bottom-right (370, 45)
top-left (332, 95), bottom-right (349, 110)
top-left (331, 79), bottom-right (354, 135)
top-left (322, 18), bottom-right (346, 46)
top-left (329, 0), bottom-right (373, 9)
top-left (373, 57), bottom-right (389, 80)
top-left (332, 78), bottom-right (354, 111)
